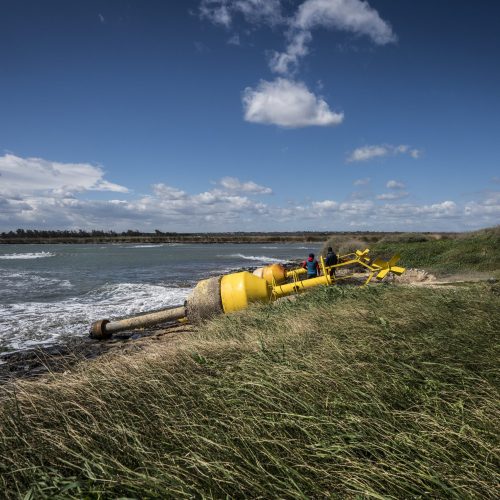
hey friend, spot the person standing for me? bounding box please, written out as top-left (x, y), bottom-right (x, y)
top-left (302, 253), bottom-right (320, 279)
top-left (325, 247), bottom-right (338, 276)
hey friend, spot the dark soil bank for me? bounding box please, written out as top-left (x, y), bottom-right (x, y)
top-left (0, 323), bottom-right (192, 384)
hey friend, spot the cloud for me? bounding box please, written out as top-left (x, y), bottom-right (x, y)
top-left (219, 176), bottom-right (272, 194)
top-left (98, 13), bottom-right (105, 24)
top-left (377, 180), bottom-right (409, 200)
top-left (353, 177), bottom-right (370, 186)
top-left (269, 31), bottom-right (312, 74)
top-left (227, 33), bottom-right (241, 45)
top-left (199, 0), bottom-right (283, 27)
top-left (348, 145), bottom-right (387, 162)
top-left (194, 41), bottom-right (210, 53)
top-left (1, 156), bottom-right (497, 232)
top-left (0, 156), bottom-right (275, 231)
top-left (417, 201), bottom-right (458, 217)
top-left (386, 180), bottom-right (405, 189)
top-left (0, 154), bottom-right (129, 196)
top-left (199, 1), bottom-right (395, 75)
top-left (152, 183), bottom-right (187, 200)
top-left (270, 0), bottom-right (396, 74)
top-left (312, 200), bottom-right (339, 212)
top-left (464, 191), bottom-right (500, 217)
top-left (376, 191), bottom-right (409, 201)
top-left (243, 78), bottom-right (343, 127)
top-left (199, 1), bottom-right (395, 125)
top-left (347, 144), bottom-right (421, 162)
top-left (294, 0), bottom-right (396, 44)
top-left (199, 0), bottom-right (231, 26)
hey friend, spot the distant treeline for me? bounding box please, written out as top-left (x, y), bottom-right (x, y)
top-left (0, 228), bottom-right (337, 244)
top-left (0, 228), bottom-right (423, 245)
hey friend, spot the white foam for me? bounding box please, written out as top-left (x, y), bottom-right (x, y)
top-left (0, 282), bottom-right (191, 351)
top-left (0, 251), bottom-right (56, 260)
top-left (221, 253), bottom-right (288, 264)
top-left (0, 269), bottom-right (73, 291)
top-left (130, 244), bottom-right (164, 248)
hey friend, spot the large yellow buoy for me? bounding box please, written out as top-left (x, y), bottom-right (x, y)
top-left (90, 250), bottom-right (405, 338)
top-left (220, 271), bottom-right (271, 313)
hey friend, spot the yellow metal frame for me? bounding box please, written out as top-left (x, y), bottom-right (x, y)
top-left (281, 248), bottom-right (405, 297)
top-left (218, 249), bottom-right (405, 314)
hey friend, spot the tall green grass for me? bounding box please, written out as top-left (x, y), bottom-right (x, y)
top-left (372, 227), bottom-right (500, 274)
top-left (1, 284), bottom-right (499, 498)
top-left (320, 226), bottom-right (500, 274)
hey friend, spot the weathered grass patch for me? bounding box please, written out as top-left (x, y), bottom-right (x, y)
top-left (320, 226), bottom-right (500, 276)
top-left (1, 284), bottom-right (499, 498)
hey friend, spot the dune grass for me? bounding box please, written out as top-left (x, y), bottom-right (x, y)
top-left (321, 226), bottom-right (500, 276)
top-left (1, 283), bottom-right (499, 498)
top-left (372, 227), bottom-right (500, 275)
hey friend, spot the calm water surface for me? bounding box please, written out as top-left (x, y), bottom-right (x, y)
top-left (0, 243), bottom-right (319, 352)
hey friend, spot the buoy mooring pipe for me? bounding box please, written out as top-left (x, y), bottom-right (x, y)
top-left (90, 304), bottom-right (186, 339)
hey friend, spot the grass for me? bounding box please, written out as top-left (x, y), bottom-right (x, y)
top-left (320, 226), bottom-right (500, 276)
top-left (1, 283), bottom-right (499, 498)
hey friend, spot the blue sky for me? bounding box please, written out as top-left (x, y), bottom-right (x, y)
top-left (1, 0), bottom-right (499, 232)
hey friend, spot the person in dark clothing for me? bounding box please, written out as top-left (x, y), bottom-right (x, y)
top-left (325, 247), bottom-right (338, 277)
top-left (302, 253), bottom-right (320, 279)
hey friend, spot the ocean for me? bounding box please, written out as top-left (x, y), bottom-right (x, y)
top-left (0, 242), bottom-right (319, 352)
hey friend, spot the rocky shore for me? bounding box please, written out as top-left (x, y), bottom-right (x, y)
top-left (0, 322), bottom-right (193, 384)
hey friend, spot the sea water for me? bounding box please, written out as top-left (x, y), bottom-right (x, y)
top-left (0, 243), bottom-right (318, 352)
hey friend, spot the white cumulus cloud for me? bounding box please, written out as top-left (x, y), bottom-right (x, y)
top-left (347, 144), bottom-right (421, 163)
top-left (2, 155), bottom-right (498, 232)
top-left (294, 0), bottom-right (396, 43)
top-left (464, 191), bottom-right (500, 217)
top-left (199, 1), bottom-right (395, 76)
top-left (152, 183), bottom-right (187, 200)
top-left (348, 145), bottom-right (387, 162)
top-left (243, 78), bottom-right (343, 128)
top-left (199, 0), bottom-right (283, 27)
top-left (0, 154), bottom-right (129, 196)
top-left (376, 191), bottom-right (409, 201)
top-left (312, 200), bottom-right (339, 212)
top-left (270, 0), bottom-right (396, 74)
top-left (219, 176), bottom-right (272, 194)
top-left (269, 30), bottom-right (312, 74)
top-left (353, 177), bottom-right (370, 186)
top-left (386, 180), bottom-right (406, 189)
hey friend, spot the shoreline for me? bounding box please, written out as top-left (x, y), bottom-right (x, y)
top-left (0, 321), bottom-right (192, 384)
top-left (0, 230), bottom-right (455, 245)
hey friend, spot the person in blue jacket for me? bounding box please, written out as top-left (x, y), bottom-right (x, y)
top-left (302, 253), bottom-right (320, 279)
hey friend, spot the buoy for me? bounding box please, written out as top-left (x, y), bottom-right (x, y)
top-left (90, 249), bottom-right (405, 339)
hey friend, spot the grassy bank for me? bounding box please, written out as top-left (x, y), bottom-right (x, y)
top-left (322, 227), bottom-right (500, 275)
top-left (1, 283), bottom-right (499, 498)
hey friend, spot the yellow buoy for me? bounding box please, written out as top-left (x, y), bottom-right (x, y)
top-left (220, 271), bottom-right (271, 313)
top-left (262, 263), bottom-right (287, 285)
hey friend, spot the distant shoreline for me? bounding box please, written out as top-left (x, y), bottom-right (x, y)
top-left (0, 230), bottom-right (454, 245)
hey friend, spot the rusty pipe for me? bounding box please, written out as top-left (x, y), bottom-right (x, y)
top-left (90, 304), bottom-right (186, 339)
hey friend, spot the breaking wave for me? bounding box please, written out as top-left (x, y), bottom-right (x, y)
top-left (223, 253), bottom-right (287, 264)
top-left (130, 244), bottom-right (164, 248)
top-left (0, 282), bottom-right (191, 351)
top-left (0, 252), bottom-right (56, 260)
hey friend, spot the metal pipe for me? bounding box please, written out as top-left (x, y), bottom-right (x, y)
top-left (90, 304), bottom-right (186, 339)
top-left (272, 274), bottom-right (332, 298)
